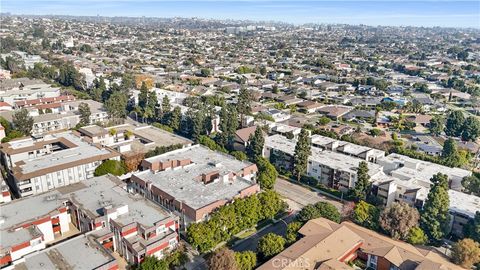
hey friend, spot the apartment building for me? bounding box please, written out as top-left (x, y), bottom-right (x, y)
top-left (0, 132), bottom-right (120, 197)
top-left (12, 234), bottom-right (118, 270)
top-left (131, 145), bottom-right (259, 225)
top-left (258, 218), bottom-right (460, 270)
top-left (0, 176), bottom-right (11, 204)
top-left (264, 135), bottom-right (383, 191)
top-left (14, 95), bottom-right (76, 109)
top-left (0, 99), bottom-right (109, 136)
top-left (77, 124), bottom-right (193, 155)
top-left (0, 79), bottom-right (60, 105)
top-left (0, 175), bottom-right (178, 268)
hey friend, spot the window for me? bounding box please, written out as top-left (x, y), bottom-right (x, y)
top-left (368, 255), bottom-right (378, 269)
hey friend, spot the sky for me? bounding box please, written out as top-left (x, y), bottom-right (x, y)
top-left (2, 0), bottom-right (480, 28)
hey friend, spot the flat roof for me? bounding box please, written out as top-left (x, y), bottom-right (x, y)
top-left (9, 132), bottom-right (119, 180)
top-left (17, 234), bottom-right (115, 270)
top-left (266, 135), bottom-right (382, 175)
top-left (0, 175), bottom-right (173, 249)
top-left (134, 145), bottom-right (257, 209)
top-left (448, 190), bottom-right (480, 218)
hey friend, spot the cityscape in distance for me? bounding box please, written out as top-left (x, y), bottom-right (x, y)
top-left (0, 1), bottom-right (479, 270)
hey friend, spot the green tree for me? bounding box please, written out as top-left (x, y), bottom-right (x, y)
top-left (297, 202), bottom-right (340, 223)
top-left (256, 157), bottom-right (277, 190)
top-left (235, 251), bottom-right (256, 270)
top-left (105, 91), bottom-right (128, 120)
top-left (379, 202), bottom-right (420, 240)
top-left (257, 233), bottom-right (285, 258)
top-left (429, 116), bottom-right (444, 136)
top-left (463, 211), bottom-right (480, 242)
top-left (451, 238), bottom-right (480, 269)
top-left (135, 256), bottom-right (168, 270)
top-left (138, 82), bottom-right (149, 109)
top-left (231, 151), bottom-right (248, 161)
top-left (296, 204), bottom-right (320, 223)
top-left (286, 221), bottom-right (303, 244)
top-left (461, 116), bottom-right (480, 141)
top-left (237, 88), bottom-right (252, 127)
top-left (462, 174), bottom-right (480, 196)
top-left (420, 173), bottom-right (450, 244)
top-left (162, 95), bottom-right (171, 114)
top-left (445, 110), bottom-right (465, 137)
top-left (246, 127), bottom-right (264, 162)
top-left (441, 138), bottom-right (463, 167)
top-left (12, 108), bottom-right (34, 136)
top-left (406, 226), bottom-right (428, 245)
top-left (258, 190), bottom-right (285, 220)
top-left (293, 128), bottom-right (311, 181)
top-left (352, 201), bottom-right (380, 230)
top-left (351, 161), bottom-right (370, 201)
top-left (94, 160), bottom-right (126, 176)
top-left (166, 106), bottom-right (181, 131)
top-left (208, 247), bottom-right (238, 270)
top-left (78, 102), bottom-right (91, 127)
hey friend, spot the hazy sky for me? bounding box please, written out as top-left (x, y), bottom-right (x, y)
top-left (2, 0), bottom-right (480, 28)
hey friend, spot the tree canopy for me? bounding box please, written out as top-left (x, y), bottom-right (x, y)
top-left (379, 201), bottom-right (420, 240)
top-left (293, 128), bottom-right (311, 181)
top-left (257, 233), bottom-right (285, 258)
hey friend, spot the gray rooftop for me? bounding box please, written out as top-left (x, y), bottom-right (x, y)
top-left (13, 132), bottom-right (117, 176)
top-left (134, 145), bottom-right (257, 209)
top-left (17, 234), bottom-right (115, 270)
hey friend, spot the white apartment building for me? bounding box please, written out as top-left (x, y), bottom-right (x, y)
top-left (0, 79), bottom-right (60, 105)
top-left (0, 132), bottom-right (120, 197)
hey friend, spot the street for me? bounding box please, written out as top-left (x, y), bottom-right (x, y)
top-left (274, 178), bottom-right (343, 211)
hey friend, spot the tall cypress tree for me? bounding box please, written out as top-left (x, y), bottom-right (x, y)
top-left (293, 128), bottom-right (311, 181)
top-left (352, 161), bottom-right (370, 201)
top-left (246, 127), bottom-right (264, 162)
top-left (420, 173), bottom-right (450, 245)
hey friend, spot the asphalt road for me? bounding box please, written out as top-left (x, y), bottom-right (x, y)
top-left (274, 178), bottom-right (343, 211)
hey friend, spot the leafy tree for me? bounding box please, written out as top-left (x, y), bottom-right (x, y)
top-left (406, 226), bottom-right (428, 245)
top-left (352, 201), bottom-right (380, 230)
top-left (420, 173), bottom-right (450, 244)
top-left (313, 201), bottom-right (341, 223)
top-left (293, 129), bottom-right (311, 181)
top-left (237, 88), bottom-right (252, 127)
top-left (235, 251), bottom-right (256, 270)
top-left (199, 68), bottom-right (211, 77)
top-left (286, 221), bottom-right (303, 244)
top-left (231, 151), bottom-right (248, 161)
top-left (198, 135), bottom-right (221, 151)
top-left (429, 116), bottom-right (444, 136)
top-left (441, 138), bottom-right (463, 167)
top-left (12, 108), bottom-right (34, 136)
top-left (246, 127), bottom-right (264, 162)
top-left (463, 211), bottom-right (480, 242)
top-left (135, 256), bottom-right (168, 270)
top-left (94, 160), bottom-right (126, 176)
top-left (461, 116), bottom-right (480, 141)
top-left (208, 247), bottom-right (238, 270)
top-left (138, 82), bottom-right (149, 108)
top-left (105, 91), bottom-right (128, 120)
top-left (257, 233), bottom-right (285, 258)
top-left (256, 157), bottom-right (277, 190)
top-left (445, 110), bottom-right (465, 137)
top-left (297, 202), bottom-right (340, 223)
top-left (462, 174), bottom-right (480, 196)
top-left (351, 161), bottom-right (370, 201)
top-left (379, 202), bottom-right (420, 240)
top-left (78, 102), bottom-right (91, 127)
top-left (297, 204), bottom-right (320, 223)
top-left (258, 190), bottom-right (285, 220)
top-left (451, 238), bottom-right (480, 269)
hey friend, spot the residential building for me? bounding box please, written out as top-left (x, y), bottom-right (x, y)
top-left (258, 218), bottom-right (461, 270)
top-left (131, 145), bottom-right (259, 225)
top-left (0, 132), bottom-right (120, 197)
top-left (0, 79), bottom-right (60, 105)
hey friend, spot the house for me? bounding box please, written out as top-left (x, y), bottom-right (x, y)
top-left (317, 105), bottom-right (352, 120)
top-left (296, 100), bottom-right (322, 113)
top-left (258, 218), bottom-right (461, 270)
top-left (234, 126), bottom-right (264, 151)
top-left (342, 110), bottom-right (375, 123)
